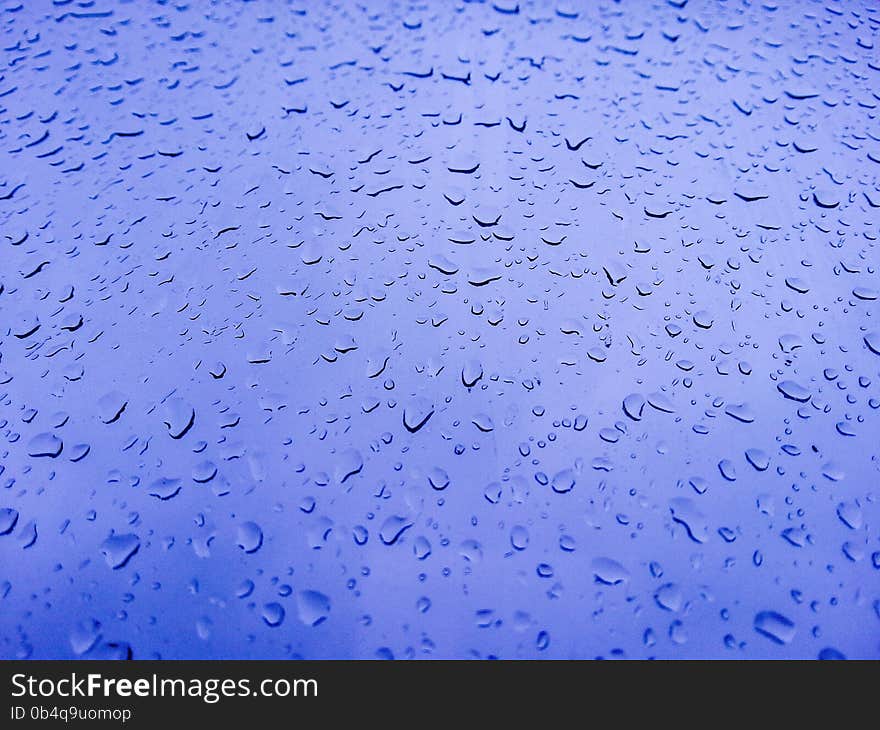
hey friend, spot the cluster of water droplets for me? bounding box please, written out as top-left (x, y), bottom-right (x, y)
top-left (0, 0), bottom-right (878, 658)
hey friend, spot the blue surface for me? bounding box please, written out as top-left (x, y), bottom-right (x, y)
top-left (1, 0), bottom-right (879, 659)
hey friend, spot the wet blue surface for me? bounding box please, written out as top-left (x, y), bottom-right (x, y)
top-left (1, 0), bottom-right (879, 660)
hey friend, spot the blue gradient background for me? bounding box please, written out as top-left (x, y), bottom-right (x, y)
top-left (1, 0), bottom-right (879, 659)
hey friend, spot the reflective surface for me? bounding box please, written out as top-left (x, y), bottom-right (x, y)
top-left (1, 0), bottom-right (879, 659)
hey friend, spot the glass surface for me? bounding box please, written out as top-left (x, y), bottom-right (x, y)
top-left (1, 0), bottom-right (878, 660)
